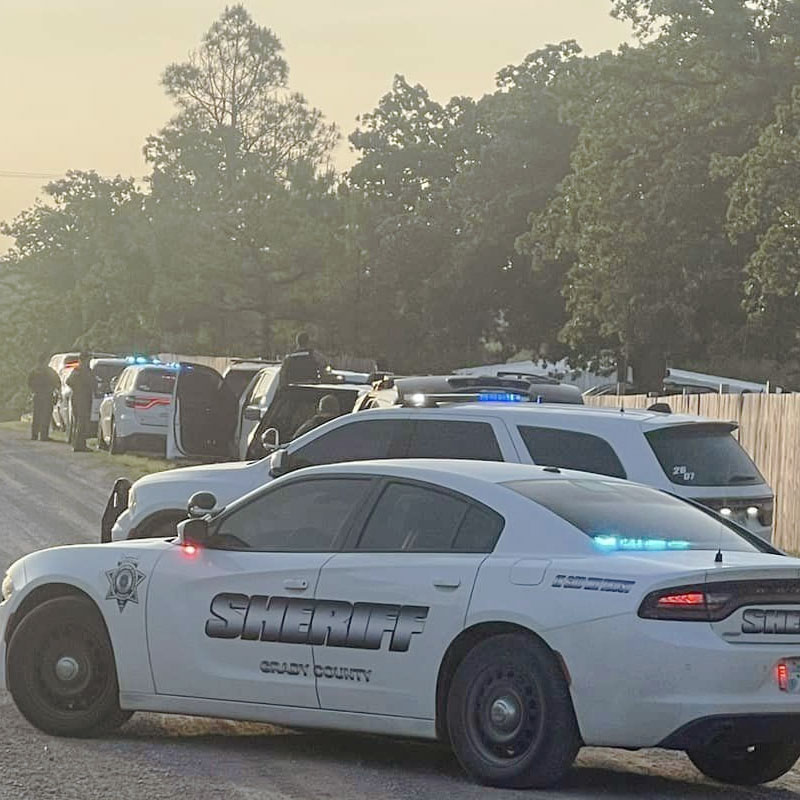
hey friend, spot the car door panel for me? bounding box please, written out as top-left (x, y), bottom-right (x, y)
top-left (313, 553), bottom-right (483, 718)
top-left (147, 547), bottom-right (327, 707)
top-left (167, 363), bottom-right (237, 459)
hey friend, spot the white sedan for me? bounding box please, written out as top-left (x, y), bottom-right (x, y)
top-left (3, 460), bottom-right (800, 789)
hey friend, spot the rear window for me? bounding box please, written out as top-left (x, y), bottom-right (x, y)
top-left (135, 368), bottom-right (177, 394)
top-left (645, 424), bottom-right (764, 487)
top-left (505, 479), bottom-right (762, 552)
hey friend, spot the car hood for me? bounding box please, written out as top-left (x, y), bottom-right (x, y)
top-left (132, 459), bottom-right (270, 506)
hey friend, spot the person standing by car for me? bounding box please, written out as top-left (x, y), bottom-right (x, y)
top-left (279, 332), bottom-right (327, 387)
top-left (67, 352), bottom-right (95, 452)
top-left (26, 353), bottom-right (59, 441)
top-left (292, 394), bottom-right (341, 439)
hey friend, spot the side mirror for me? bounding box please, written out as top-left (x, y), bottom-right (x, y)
top-left (243, 404), bottom-right (261, 422)
top-left (269, 448), bottom-right (290, 478)
top-left (177, 517), bottom-right (209, 547)
top-left (188, 491), bottom-right (217, 518)
top-left (260, 426), bottom-right (280, 453)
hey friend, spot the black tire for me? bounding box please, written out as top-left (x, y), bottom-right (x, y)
top-left (109, 418), bottom-right (126, 455)
top-left (446, 633), bottom-right (580, 789)
top-left (688, 741), bottom-right (800, 785)
top-left (7, 596), bottom-right (132, 737)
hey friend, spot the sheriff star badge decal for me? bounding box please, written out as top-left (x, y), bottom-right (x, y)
top-left (105, 557), bottom-right (146, 612)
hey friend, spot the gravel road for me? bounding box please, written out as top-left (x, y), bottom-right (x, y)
top-left (1, 425), bottom-right (799, 799)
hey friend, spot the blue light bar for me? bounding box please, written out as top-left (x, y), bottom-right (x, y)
top-left (592, 535), bottom-right (691, 552)
top-left (477, 392), bottom-right (527, 403)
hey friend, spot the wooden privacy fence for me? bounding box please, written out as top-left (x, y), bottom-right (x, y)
top-left (585, 393), bottom-right (800, 552)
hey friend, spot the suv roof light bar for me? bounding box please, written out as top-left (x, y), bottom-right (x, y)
top-left (403, 392), bottom-right (532, 408)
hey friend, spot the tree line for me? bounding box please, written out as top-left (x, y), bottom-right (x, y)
top-left (3, 0), bottom-right (800, 417)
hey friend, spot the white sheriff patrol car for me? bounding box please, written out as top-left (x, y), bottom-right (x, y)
top-left (3, 461), bottom-right (800, 788)
top-left (104, 389), bottom-right (775, 543)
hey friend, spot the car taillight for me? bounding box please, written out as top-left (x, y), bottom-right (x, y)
top-left (697, 496), bottom-right (773, 527)
top-left (125, 396), bottom-right (136, 408)
top-left (777, 662), bottom-right (790, 692)
top-left (640, 579), bottom-right (800, 621)
top-left (639, 586), bottom-right (734, 621)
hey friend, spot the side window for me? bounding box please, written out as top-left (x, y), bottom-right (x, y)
top-left (406, 420), bottom-right (504, 461)
top-left (291, 419), bottom-right (410, 468)
top-left (357, 482), bottom-right (471, 552)
top-left (518, 426), bottom-right (626, 479)
top-left (252, 370), bottom-right (277, 406)
top-left (453, 505), bottom-right (504, 553)
top-left (215, 478), bottom-right (371, 552)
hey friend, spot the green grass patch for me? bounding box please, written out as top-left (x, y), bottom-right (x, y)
top-left (1, 419), bottom-right (175, 481)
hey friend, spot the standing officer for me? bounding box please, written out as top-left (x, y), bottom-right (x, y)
top-left (27, 353), bottom-right (59, 441)
top-left (67, 352), bottom-right (95, 452)
top-left (279, 332), bottom-right (327, 387)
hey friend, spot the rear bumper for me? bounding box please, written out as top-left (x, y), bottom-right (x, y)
top-left (660, 713), bottom-right (800, 750)
top-left (550, 613), bottom-right (800, 748)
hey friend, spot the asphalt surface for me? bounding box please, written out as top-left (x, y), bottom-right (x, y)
top-left (1, 425), bottom-right (800, 799)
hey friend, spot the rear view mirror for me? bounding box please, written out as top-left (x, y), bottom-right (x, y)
top-left (188, 491), bottom-right (217, 518)
top-left (269, 448), bottom-right (290, 478)
top-left (177, 517), bottom-right (209, 547)
top-left (243, 404), bottom-right (261, 422)
top-left (260, 427), bottom-right (280, 453)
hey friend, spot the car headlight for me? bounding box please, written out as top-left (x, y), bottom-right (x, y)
top-left (2, 572), bottom-right (14, 602)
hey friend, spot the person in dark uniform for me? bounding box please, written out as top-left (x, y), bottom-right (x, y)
top-left (67, 352), bottom-right (95, 452)
top-left (27, 353), bottom-right (59, 441)
top-left (279, 332), bottom-right (327, 386)
top-left (292, 394), bottom-right (340, 439)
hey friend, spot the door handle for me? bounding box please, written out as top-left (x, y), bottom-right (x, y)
top-left (433, 578), bottom-right (461, 590)
top-left (283, 578), bottom-right (308, 591)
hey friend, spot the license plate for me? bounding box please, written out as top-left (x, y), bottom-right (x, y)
top-left (784, 659), bottom-right (800, 693)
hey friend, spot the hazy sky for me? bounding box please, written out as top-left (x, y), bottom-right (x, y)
top-left (0, 1), bottom-right (631, 250)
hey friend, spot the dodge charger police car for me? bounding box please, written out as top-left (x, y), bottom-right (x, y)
top-left (4, 461), bottom-right (800, 788)
top-left (104, 384), bottom-right (775, 544)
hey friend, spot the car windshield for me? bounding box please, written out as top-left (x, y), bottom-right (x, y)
top-left (135, 368), bottom-right (177, 394)
top-left (645, 424), bottom-right (765, 487)
top-left (504, 478), bottom-right (763, 553)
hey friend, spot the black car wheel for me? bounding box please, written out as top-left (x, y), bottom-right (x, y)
top-left (109, 418), bottom-right (126, 455)
top-left (446, 633), bottom-right (580, 789)
top-left (7, 596), bottom-right (132, 737)
top-left (688, 741), bottom-right (800, 785)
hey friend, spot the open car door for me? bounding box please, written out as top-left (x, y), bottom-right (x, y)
top-left (166, 363), bottom-right (238, 460)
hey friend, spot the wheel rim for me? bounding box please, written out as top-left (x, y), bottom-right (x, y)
top-left (465, 663), bottom-right (546, 766)
top-left (32, 622), bottom-right (111, 714)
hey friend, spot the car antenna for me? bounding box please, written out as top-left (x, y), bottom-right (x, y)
top-left (715, 548), bottom-right (723, 564)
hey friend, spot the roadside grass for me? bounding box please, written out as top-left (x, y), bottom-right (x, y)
top-left (1, 420), bottom-right (175, 481)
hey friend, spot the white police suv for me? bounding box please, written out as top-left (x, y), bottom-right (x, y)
top-left (104, 379), bottom-right (774, 544)
top-left (97, 361), bottom-right (179, 454)
top-left (4, 461), bottom-right (800, 788)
